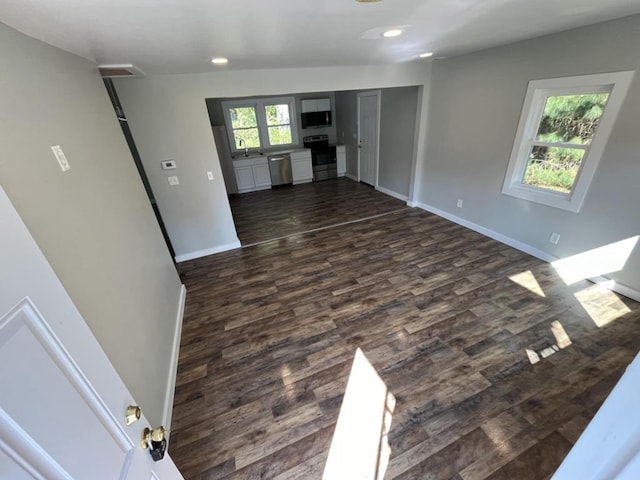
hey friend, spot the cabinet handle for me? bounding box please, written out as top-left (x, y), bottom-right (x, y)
top-left (270, 157), bottom-right (285, 161)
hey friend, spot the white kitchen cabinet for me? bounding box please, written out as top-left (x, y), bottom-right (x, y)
top-left (291, 150), bottom-right (313, 184)
top-left (233, 156), bottom-right (272, 193)
top-left (252, 163), bottom-right (272, 188)
top-left (301, 98), bottom-right (331, 113)
top-left (337, 145), bottom-right (346, 176)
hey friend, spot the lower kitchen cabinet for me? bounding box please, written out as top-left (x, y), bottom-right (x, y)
top-left (233, 157), bottom-right (272, 193)
top-left (291, 150), bottom-right (313, 184)
top-left (337, 145), bottom-right (346, 176)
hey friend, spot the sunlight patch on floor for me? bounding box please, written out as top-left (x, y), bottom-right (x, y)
top-left (526, 321), bottom-right (572, 365)
top-left (323, 348), bottom-right (395, 480)
top-left (509, 270), bottom-right (546, 297)
top-left (551, 236), bottom-right (638, 285)
top-left (574, 284), bottom-right (631, 328)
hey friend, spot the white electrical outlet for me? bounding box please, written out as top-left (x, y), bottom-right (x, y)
top-left (161, 160), bottom-right (176, 170)
top-left (207, 171), bottom-right (214, 180)
top-left (549, 232), bottom-right (560, 245)
top-left (50, 145), bottom-right (70, 172)
top-left (456, 199), bottom-right (463, 208)
top-left (167, 176), bottom-right (179, 186)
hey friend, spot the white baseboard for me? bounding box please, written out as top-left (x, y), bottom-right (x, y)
top-left (415, 201), bottom-right (556, 262)
top-left (415, 201), bottom-right (640, 301)
top-left (345, 173), bottom-right (358, 182)
top-left (174, 240), bottom-right (241, 262)
top-left (406, 200), bottom-right (418, 207)
top-left (376, 185), bottom-right (409, 202)
top-left (163, 283), bottom-right (186, 438)
top-left (589, 276), bottom-right (640, 302)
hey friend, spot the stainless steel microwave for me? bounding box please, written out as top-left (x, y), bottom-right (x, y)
top-left (301, 110), bottom-right (332, 129)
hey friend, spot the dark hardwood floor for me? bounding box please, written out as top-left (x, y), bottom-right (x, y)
top-left (171, 207), bottom-right (640, 480)
top-left (228, 177), bottom-right (407, 245)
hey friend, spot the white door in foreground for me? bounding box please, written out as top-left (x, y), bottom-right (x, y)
top-left (0, 186), bottom-right (183, 480)
top-left (552, 351), bottom-right (640, 480)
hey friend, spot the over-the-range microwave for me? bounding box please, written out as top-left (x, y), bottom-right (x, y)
top-left (301, 110), bottom-right (332, 129)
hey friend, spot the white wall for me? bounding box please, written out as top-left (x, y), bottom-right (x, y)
top-left (115, 63), bottom-right (431, 259)
top-left (0, 23), bottom-right (184, 426)
top-left (419, 15), bottom-right (640, 294)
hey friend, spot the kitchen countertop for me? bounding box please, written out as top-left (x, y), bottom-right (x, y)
top-left (232, 148), bottom-right (309, 162)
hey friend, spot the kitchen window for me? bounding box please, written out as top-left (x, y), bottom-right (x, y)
top-left (502, 71), bottom-right (633, 212)
top-left (222, 97), bottom-right (298, 152)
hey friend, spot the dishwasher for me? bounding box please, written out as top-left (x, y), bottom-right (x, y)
top-left (268, 153), bottom-right (293, 186)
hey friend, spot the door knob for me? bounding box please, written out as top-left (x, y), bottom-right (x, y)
top-left (125, 405), bottom-right (141, 425)
top-left (141, 426), bottom-right (169, 461)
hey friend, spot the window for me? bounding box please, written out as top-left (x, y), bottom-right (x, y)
top-left (502, 71), bottom-right (633, 212)
top-left (222, 97), bottom-right (298, 152)
top-left (229, 106), bottom-right (260, 150)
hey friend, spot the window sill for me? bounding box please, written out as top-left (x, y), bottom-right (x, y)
top-left (502, 184), bottom-right (582, 213)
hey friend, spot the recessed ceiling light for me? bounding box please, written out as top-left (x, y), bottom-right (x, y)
top-left (382, 29), bottom-right (403, 38)
top-left (419, 52), bottom-right (434, 58)
top-left (211, 57), bottom-right (228, 65)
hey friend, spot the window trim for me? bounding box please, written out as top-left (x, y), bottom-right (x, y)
top-left (222, 96), bottom-right (298, 153)
top-left (502, 71), bottom-right (634, 213)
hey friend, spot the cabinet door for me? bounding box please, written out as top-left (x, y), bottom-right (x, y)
top-left (235, 166), bottom-right (255, 190)
top-left (317, 98), bottom-right (331, 111)
top-left (252, 164), bottom-right (272, 187)
top-left (301, 99), bottom-right (317, 113)
top-left (337, 150), bottom-right (346, 175)
top-left (292, 156), bottom-right (313, 182)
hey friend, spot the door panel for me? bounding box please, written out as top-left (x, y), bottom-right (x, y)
top-left (358, 93), bottom-right (379, 186)
top-left (0, 186), bottom-right (183, 479)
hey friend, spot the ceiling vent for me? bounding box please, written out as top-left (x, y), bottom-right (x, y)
top-left (98, 64), bottom-right (145, 78)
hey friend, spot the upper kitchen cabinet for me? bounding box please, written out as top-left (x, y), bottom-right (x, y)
top-left (301, 98), bottom-right (332, 129)
top-left (301, 98), bottom-right (331, 113)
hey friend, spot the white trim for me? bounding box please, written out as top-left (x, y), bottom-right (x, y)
top-left (0, 408), bottom-right (72, 480)
top-left (414, 202), bottom-right (640, 301)
top-left (162, 283), bottom-right (186, 437)
top-left (415, 201), bottom-right (556, 262)
top-left (588, 276), bottom-right (640, 303)
top-left (502, 71), bottom-right (635, 213)
top-left (345, 173), bottom-right (358, 182)
top-left (175, 240), bottom-right (241, 262)
top-left (375, 185), bottom-right (408, 202)
top-left (357, 90), bottom-right (381, 187)
top-left (292, 178), bottom-right (313, 185)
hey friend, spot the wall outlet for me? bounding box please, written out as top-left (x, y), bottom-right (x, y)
top-left (50, 145), bottom-right (70, 172)
top-left (549, 232), bottom-right (560, 245)
top-left (207, 171), bottom-right (214, 180)
top-left (456, 199), bottom-right (463, 208)
top-left (167, 176), bottom-right (179, 186)
top-left (161, 160), bottom-right (176, 170)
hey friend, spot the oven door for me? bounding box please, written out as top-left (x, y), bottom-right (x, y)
top-left (312, 146), bottom-right (337, 166)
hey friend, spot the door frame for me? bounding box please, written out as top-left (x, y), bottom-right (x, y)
top-left (357, 90), bottom-right (381, 187)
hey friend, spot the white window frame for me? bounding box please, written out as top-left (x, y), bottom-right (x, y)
top-left (502, 71), bottom-right (634, 213)
top-left (222, 96), bottom-right (298, 153)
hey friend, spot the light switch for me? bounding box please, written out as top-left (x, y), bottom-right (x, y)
top-left (167, 176), bottom-right (179, 186)
top-left (207, 171), bottom-right (214, 180)
top-left (51, 145), bottom-right (71, 172)
top-left (161, 160), bottom-right (176, 170)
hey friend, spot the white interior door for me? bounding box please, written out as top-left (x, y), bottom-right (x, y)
top-left (358, 91), bottom-right (380, 186)
top-left (0, 186), bottom-right (183, 480)
top-left (552, 351), bottom-right (640, 480)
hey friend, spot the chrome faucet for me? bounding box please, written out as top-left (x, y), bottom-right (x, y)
top-left (239, 139), bottom-right (248, 156)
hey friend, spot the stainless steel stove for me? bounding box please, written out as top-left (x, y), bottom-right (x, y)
top-left (303, 135), bottom-right (337, 182)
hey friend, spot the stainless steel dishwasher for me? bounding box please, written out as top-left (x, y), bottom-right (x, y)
top-left (268, 154), bottom-right (293, 186)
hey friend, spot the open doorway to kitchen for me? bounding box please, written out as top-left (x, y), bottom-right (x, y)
top-left (205, 86), bottom-right (421, 246)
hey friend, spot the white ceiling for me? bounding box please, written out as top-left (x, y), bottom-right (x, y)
top-left (2, 0), bottom-right (640, 74)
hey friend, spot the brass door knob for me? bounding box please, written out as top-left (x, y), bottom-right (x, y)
top-left (141, 426), bottom-right (169, 449)
top-left (125, 405), bottom-right (141, 426)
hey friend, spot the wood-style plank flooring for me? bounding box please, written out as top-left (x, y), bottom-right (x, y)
top-left (172, 207), bottom-right (640, 480)
top-left (228, 177), bottom-right (407, 245)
